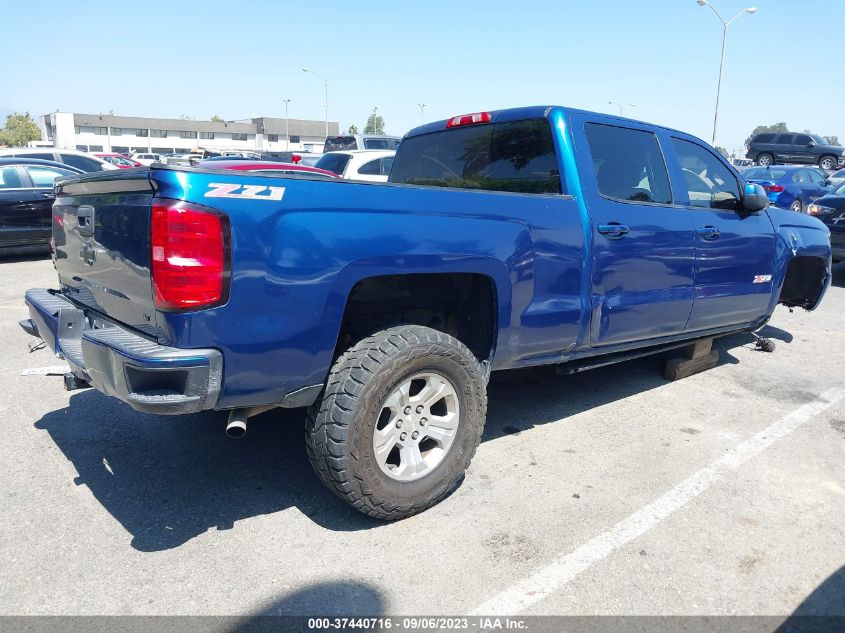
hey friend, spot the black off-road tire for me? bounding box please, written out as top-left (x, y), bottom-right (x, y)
top-left (304, 325), bottom-right (487, 520)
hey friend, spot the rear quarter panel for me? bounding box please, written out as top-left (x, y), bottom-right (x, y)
top-left (151, 167), bottom-right (585, 408)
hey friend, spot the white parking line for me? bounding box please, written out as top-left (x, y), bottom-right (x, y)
top-left (469, 388), bottom-right (845, 616)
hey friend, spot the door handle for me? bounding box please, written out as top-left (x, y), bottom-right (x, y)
top-left (40, 191), bottom-right (55, 199)
top-left (697, 226), bottom-right (721, 240)
top-left (598, 223), bottom-right (630, 238)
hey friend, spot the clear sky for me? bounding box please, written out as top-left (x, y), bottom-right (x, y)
top-left (2, 0), bottom-right (842, 154)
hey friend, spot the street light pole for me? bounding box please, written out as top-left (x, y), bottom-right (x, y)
top-left (696, 1), bottom-right (757, 145)
top-left (282, 98), bottom-right (291, 150)
top-left (373, 106), bottom-right (379, 134)
top-left (418, 103), bottom-right (426, 125)
top-left (608, 101), bottom-right (635, 116)
top-left (302, 67), bottom-right (328, 139)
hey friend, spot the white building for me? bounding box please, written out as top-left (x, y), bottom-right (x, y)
top-left (39, 112), bottom-right (339, 155)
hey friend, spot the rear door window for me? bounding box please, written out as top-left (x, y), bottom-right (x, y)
top-left (389, 119), bottom-right (562, 194)
top-left (363, 138), bottom-right (390, 150)
top-left (671, 138), bottom-right (740, 210)
top-left (25, 165), bottom-right (77, 187)
top-left (774, 134), bottom-right (795, 145)
top-left (584, 123), bottom-right (672, 204)
top-left (358, 159), bottom-right (382, 175)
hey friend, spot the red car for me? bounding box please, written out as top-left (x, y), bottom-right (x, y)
top-left (196, 159), bottom-right (339, 179)
top-left (94, 153), bottom-right (143, 168)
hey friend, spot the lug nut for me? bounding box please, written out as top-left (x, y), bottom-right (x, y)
top-left (412, 431), bottom-right (419, 440)
top-left (416, 405), bottom-right (424, 413)
top-left (400, 432), bottom-right (407, 441)
top-left (396, 420), bottom-right (403, 428)
top-left (420, 418), bottom-right (427, 425)
top-left (404, 406), bottom-right (411, 415)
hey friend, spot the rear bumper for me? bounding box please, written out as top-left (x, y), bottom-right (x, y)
top-left (22, 288), bottom-right (222, 415)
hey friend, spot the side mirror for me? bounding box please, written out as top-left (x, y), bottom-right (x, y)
top-left (807, 141), bottom-right (816, 147)
top-left (741, 183), bottom-right (769, 212)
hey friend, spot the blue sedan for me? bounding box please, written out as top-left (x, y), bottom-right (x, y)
top-left (742, 165), bottom-right (832, 212)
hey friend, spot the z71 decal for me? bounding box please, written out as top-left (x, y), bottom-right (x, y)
top-left (205, 183), bottom-right (285, 201)
top-left (753, 274), bottom-right (772, 284)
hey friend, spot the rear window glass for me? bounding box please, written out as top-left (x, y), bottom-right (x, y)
top-left (314, 153), bottom-right (352, 175)
top-left (389, 119), bottom-right (561, 194)
top-left (26, 165), bottom-right (77, 187)
top-left (743, 167), bottom-right (788, 180)
top-left (324, 136), bottom-right (357, 152)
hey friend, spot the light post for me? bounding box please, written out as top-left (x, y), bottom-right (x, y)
top-left (302, 67), bottom-right (328, 139)
top-left (282, 98), bottom-right (291, 150)
top-left (418, 103), bottom-right (426, 125)
top-left (696, 0), bottom-right (757, 145)
top-left (608, 101), bottom-right (635, 116)
top-left (373, 106), bottom-right (379, 134)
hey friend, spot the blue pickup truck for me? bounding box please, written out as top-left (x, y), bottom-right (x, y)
top-left (21, 106), bottom-right (832, 520)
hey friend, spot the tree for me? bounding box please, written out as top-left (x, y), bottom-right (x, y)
top-left (824, 135), bottom-right (840, 146)
top-left (745, 122), bottom-right (788, 149)
top-left (363, 109), bottom-right (385, 134)
top-left (211, 114), bottom-right (224, 123)
top-left (715, 146), bottom-right (729, 159)
top-left (0, 112), bottom-right (41, 147)
top-left (347, 124), bottom-right (359, 134)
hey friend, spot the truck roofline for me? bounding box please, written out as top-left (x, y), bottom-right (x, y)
top-left (403, 105), bottom-right (696, 142)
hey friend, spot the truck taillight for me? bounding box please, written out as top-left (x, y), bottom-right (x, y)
top-left (151, 200), bottom-right (230, 311)
top-left (446, 112), bottom-right (491, 128)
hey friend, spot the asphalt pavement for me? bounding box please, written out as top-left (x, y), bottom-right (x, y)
top-left (1, 254), bottom-right (843, 622)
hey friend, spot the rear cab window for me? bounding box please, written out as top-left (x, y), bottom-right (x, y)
top-left (324, 136), bottom-right (358, 152)
top-left (314, 153), bottom-right (352, 176)
top-left (389, 118), bottom-right (562, 194)
top-left (584, 122), bottom-right (672, 204)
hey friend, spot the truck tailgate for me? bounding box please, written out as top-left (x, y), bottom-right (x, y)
top-left (53, 169), bottom-right (157, 336)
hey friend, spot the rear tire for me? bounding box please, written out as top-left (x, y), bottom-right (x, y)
top-left (756, 153), bottom-right (774, 167)
top-left (305, 325), bottom-right (487, 520)
top-left (819, 155), bottom-right (837, 171)
top-left (790, 198), bottom-right (803, 213)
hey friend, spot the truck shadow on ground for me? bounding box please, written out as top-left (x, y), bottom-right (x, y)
top-left (34, 331), bottom-right (760, 551)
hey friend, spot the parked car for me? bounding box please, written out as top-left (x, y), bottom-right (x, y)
top-left (0, 158), bottom-right (84, 256)
top-left (21, 105), bottom-right (832, 520)
top-left (806, 181), bottom-right (845, 261)
top-left (130, 153), bottom-right (166, 166)
top-left (221, 151), bottom-right (261, 159)
top-left (741, 165), bottom-right (832, 212)
top-left (314, 150), bottom-right (395, 182)
top-left (195, 159), bottom-right (338, 179)
top-left (166, 153), bottom-right (204, 166)
top-left (0, 148), bottom-right (117, 172)
top-left (731, 158), bottom-right (754, 168)
top-left (825, 167), bottom-right (845, 189)
top-left (746, 132), bottom-right (845, 170)
top-left (324, 134), bottom-right (402, 152)
top-left (95, 153), bottom-right (143, 168)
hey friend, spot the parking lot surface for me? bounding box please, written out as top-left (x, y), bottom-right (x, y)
top-left (1, 255), bottom-right (843, 618)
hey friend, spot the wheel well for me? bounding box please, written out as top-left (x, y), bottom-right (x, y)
top-left (779, 256), bottom-right (828, 310)
top-left (336, 273), bottom-right (497, 362)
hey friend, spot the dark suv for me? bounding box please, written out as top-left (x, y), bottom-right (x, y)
top-left (747, 133), bottom-right (845, 170)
